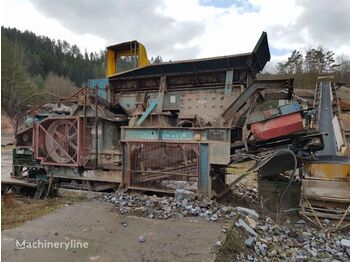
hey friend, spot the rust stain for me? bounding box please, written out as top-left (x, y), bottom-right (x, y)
top-left (305, 163), bottom-right (350, 181)
top-left (339, 98), bottom-right (350, 110)
top-left (339, 113), bottom-right (350, 132)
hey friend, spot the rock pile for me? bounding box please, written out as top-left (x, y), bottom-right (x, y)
top-left (101, 190), bottom-right (349, 261)
top-left (102, 189), bottom-right (238, 221)
top-left (233, 210), bottom-right (350, 261)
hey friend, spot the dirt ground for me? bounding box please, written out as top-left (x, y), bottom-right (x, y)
top-left (2, 197), bottom-right (67, 230)
top-left (1, 201), bottom-right (226, 262)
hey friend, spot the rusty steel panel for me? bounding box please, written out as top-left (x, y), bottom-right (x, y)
top-left (35, 117), bottom-right (85, 167)
top-left (126, 142), bottom-right (199, 192)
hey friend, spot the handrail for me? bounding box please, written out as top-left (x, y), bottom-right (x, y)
top-left (15, 88), bottom-right (87, 135)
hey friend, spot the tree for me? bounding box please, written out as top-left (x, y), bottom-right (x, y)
top-left (334, 55), bottom-right (350, 85)
top-left (1, 35), bottom-right (36, 115)
top-left (1, 26), bottom-right (106, 115)
top-left (285, 50), bottom-right (303, 74)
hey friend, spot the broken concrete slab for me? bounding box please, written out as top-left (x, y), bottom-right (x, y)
top-left (235, 218), bottom-right (258, 237)
top-left (235, 207), bottom-right (260, 220)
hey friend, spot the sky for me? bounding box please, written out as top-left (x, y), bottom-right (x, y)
top-left (2, 0), bottom-right (350, 69)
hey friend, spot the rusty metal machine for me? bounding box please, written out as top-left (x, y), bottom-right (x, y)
top-left (8, 33), bottom-right (329, 200)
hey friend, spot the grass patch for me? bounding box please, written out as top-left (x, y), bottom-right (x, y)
top-left (1, 196), bottom-right (67, 230)
top-left (216, 225), bottom-right (247, 262)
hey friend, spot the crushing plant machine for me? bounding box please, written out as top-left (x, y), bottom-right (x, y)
top-left (7, 33), bottom-right (327, 199)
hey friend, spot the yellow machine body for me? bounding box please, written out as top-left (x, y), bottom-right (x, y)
top-left (106, 41), bottom-right (149, 77)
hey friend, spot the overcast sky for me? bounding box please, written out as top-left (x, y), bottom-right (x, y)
top-left (2, 0), bottom-right (350, 67)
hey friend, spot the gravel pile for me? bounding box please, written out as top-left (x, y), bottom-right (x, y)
top-left (233, 210), bottom-right (350, 261)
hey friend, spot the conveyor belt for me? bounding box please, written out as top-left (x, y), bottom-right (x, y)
top-left (317, 82), bottom-right (337, 155)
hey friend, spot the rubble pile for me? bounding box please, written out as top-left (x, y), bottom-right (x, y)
top-left (102, 189), bottom-right (239, 221)
top-left (233, 209), bottom-right (350, 261)
top-left (231, 184), bottom-right (258, 204)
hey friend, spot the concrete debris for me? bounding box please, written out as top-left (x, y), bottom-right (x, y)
top-left (235, 207), bottom-right (259, 220)
top-left (341, 239), bottom-right (350, 248)
top-left (245, 237), bottom-right (256, 247)
top-left (234, 215), bottom-right (350, 261)
top-left (235, 218), bottom-right (258, 237)
top-left (174, 189), bottom-right (195, 201)
top-left (160, 180), bottom-right (197, 191)
top-left (245, 217), bottom-right (257, 229)
top-left (232, 184), bottom-right (258, 204)
top-left (102, 192), bottom-right (238, 221)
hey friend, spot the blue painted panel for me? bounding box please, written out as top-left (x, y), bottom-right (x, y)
top-left (120, 96), bottom-right (137, 112)
top-left (136, 99), bottom-right (158, 126)
top-left (87, 78), bottom-right (108, 100)
top-left (161, 130), bottom-right (193, 140)
top-left (199, 144), bottom-right (209, 193)
top-left (124, 129), bottom-right (194, 141)
top-left (280, 101), bottom-right (300, 115)
top-left (125, 130), bottom-right (159, 140)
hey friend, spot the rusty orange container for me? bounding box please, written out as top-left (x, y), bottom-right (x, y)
top-left (251, 112), bottom-right (304, 141)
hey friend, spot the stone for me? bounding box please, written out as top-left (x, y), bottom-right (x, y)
top-left (341, 239), bottom-right (350, 248)
top-left (345, 248), bottom-right (350, 257)
top-left (308, 248), bottom-right (317, 257)
top-left (245, 237), bottom-right (255, 247)
top-left (295, 255), bottom-right (305, 262)
top-left (174, 189), bottom-right (195, 201)
top-left (121, 221), bottom-right (128, 227)
top-left (215, 241), bottom-right (222, 247)
top-left (269, 249), bottom-right (277, 257)
top-left (257, 242), bottom-right (267, 256)
top-left (235, 207), bottom-right (259, 220)
top-left (323, 219), bottom-right (331, 225)
top-left (265, 217), bottom-right (274, 224)
top-left (288, 230), bottom-right (298, 238)
top-left (235, 218), bottom-right (258, 237)
top-left (138, 235), bottom-right (145, 243)
top-left (245, 217), bottom-right (257, 229)
top-left (258, 225), bottom-right (269, 232)
top-left (210, 214), bottom-right (218, 221)
top-left (273, 225), bottom-right (281, 235)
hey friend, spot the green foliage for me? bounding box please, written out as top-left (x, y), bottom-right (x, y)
top-left (262, 46), bottom-right (350, 89)
top-left (1, 34), bottom-right (37, 115)
top-left (1, 27), bottom-right (105, 115)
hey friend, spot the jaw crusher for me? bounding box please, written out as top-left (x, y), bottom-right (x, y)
top-left (9, 32), bottom-right (325, 198)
